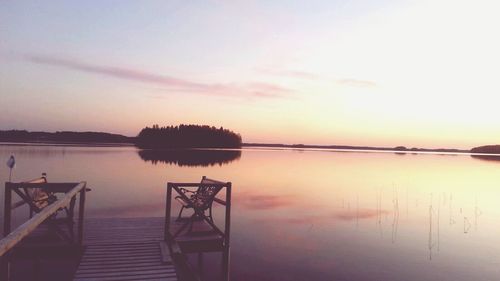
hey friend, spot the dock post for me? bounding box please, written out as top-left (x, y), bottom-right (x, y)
top-left (223, 182), bottom-right (232, 281)
top-left (165, 183), bottom-right (172, 241)
top-left (3, 183), bottom-right (12, 237)
top-left (2, 183), bottom-right (12, 281)
top-left (77, 182), bottom-right (86, 246)
top-left (0, 255), bottom-right (9, 281)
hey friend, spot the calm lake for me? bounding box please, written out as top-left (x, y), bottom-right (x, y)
top-left (1, 144), bottom-right (500, 281)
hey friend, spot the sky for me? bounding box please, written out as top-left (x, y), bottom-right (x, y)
top-left (1, 0), bottom-right (500, 149)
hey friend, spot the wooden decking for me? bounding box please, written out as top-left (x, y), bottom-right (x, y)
top-left (5, 216), bottom-right (229, 280)
top-left (2, 179), bottom-right (232, 281)
top-left (74, 217), bottom-right (177, 281)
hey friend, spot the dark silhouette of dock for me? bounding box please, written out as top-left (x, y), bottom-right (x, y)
top-left (1, 177), bottom-right (232, 281)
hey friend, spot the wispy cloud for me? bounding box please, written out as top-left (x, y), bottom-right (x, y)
top-left (337, 78), bottom-right (377, 88)
top-left (255, 67), bottom-right (318, 80)
top-left (24, 54), bottom-right (294, 99)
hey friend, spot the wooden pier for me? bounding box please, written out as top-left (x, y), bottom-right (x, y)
top-left (1, 177), bottom-right (232, 281)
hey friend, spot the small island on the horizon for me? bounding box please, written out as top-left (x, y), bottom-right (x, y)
top-left (1, 128), bottom-right (499, 155)
top-left (136, 124), bottom-right (242, 149)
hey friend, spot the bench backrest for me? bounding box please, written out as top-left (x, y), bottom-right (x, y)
top-left (195, 176), bottom-right (226, 210)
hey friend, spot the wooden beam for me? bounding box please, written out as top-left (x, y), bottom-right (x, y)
top-left (223, 182), bottom-right (231, 281)
top-left (164, 183), bottom-right (172, 241)
top-left (224, 183), bottom-right (232, 247)
top-left (170, 183), bottom-right (227, 188)
top-left (11, 187), bottom-right (43, 214)
top-left (213, 198), bottom-right (226, 206)
top-left (78, 186), bottom-right (86, 246)
top-left (10, 200), bottom-right (26, 210)
top-left (8, 183), bottom-right (79, 193)
top-left (1, 183), bottom-right (12, 281)
top-left (0, 182), bottom-right (86, 257)
top-left (3, 184), bottom-right (12, 238)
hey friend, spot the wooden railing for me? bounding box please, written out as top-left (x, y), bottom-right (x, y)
top-left (0, 180), bottom-right (87, 280)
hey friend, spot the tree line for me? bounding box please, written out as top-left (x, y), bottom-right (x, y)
top-left (0, 130), bottom-right (133, 143)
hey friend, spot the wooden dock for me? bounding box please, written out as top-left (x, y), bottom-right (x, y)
top-left (1, 178), bottom-right (232, 281)
top-left (74, 217), bottom-right (177, 281)
top-left (4, 216), bottom-right (230, 281)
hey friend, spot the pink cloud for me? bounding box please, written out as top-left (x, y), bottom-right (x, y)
top-left (25, 54), bottom-right (294, 99)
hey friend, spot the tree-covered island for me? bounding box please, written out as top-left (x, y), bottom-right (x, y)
top-left (135, 124), bottom-right (242, 149)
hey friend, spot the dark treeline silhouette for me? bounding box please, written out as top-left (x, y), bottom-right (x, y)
top-left (470, 145), bottom-right (500, 161)
top-left (138, 149), bottom-right (241, 167)
top-left (470, 145), bottom-right (500, 154)
top-left (0, 130), bottom-right (134, 144)
top-left (136, 125), bottom-right (242, 149)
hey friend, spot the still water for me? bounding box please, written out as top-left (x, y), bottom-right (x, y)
top-left (1, 144), bottom-right (500, 281)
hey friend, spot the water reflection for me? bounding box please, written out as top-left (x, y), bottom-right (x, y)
top-left (137, 149), bottom-right (241, 167)
top-left (2, 144), bottom-right (500, 281)
top-left (235, 192), bottom-right (296, 210)
top-left (470, 154), bottom-right (500, 162)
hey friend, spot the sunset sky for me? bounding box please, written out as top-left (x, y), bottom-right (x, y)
top-left (1, 0), bottom-right (500, 149)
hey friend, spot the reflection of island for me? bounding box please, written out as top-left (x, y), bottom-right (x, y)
top-left (471, 154), bottom-right (500, 161)
top-left (138, 149), bottom-right (241, 167)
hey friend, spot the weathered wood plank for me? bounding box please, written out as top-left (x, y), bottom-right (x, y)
top-left (11, 182), bottom-right (79, 192)
top-left (78, 259), bottom-right (164, 266)
top-left (79, 258), bottom-right (161, 267)
top-left (76, 264), bottom-right (174, 273)
top-left (86, 248), bottom-right (158, 257)
top-left (75, 274), bottom-right (177, 281)
top-left (77, 262), bottom-right (168, 271)
top-left (75, 268), bottom-right (176, 278)
top-left (85, 242), bottom-right (158, 247)
top-left (82, 254), bottom-right (162, 262)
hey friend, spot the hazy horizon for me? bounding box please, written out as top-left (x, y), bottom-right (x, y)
top-left (2, 0), bottom-right (500, 149)
top-left (0, 127), bottom-right (482, 150)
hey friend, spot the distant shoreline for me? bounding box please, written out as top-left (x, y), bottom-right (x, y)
top-left (0, 140), bottom-right (472, 154)
top-left (243, 143), bottom-right (470, 153)
top-left (2, 141), bottom-right (500, 159)
top-left (0, 141), bottom-right (135, 147)
top-left (2, 129), bottom-right (500, 156)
